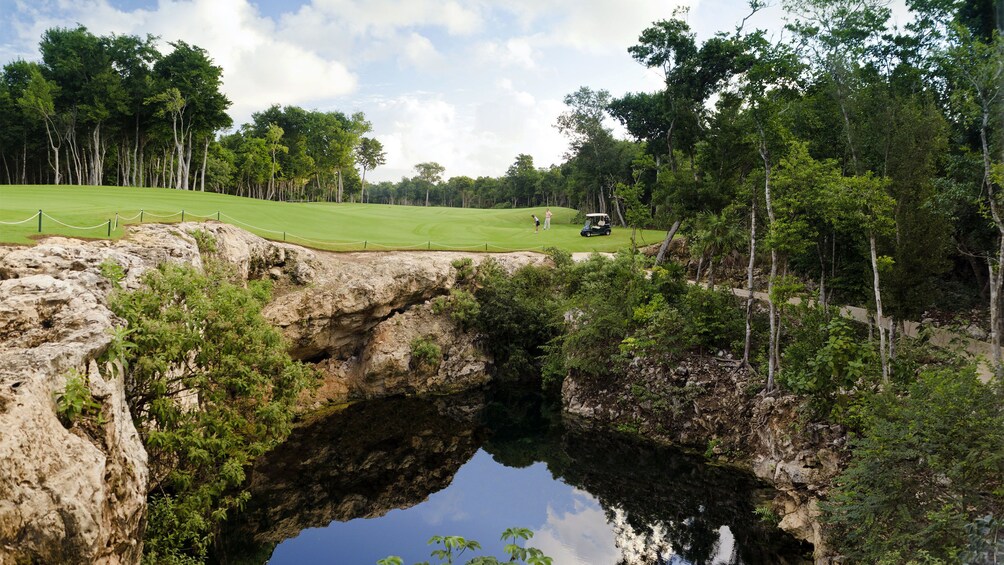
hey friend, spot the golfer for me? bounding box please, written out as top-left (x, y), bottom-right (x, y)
top-left (544, 208), bottom-right (552, 230)
top-left (532, 214), bottom-right (540, 233)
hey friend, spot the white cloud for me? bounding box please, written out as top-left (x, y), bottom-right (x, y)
top-left (5, 0), bottom-right (358, 125)
top-left (281, 0), bottom-right (483, 39)
top-left (475, 37), bottom-right (538, 69)
top-left (399, 32), bottom-right (443, 69)
top-left (530, 492), bottom-right (619, 564)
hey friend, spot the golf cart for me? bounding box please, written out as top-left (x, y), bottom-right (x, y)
top-left (580, 213), bottom-right (612, 237)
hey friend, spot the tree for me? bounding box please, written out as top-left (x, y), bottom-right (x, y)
top-left (150, 41), bottom-right (231, 190)
top-left (939, 25), bottom-right (1004, 374)
top-left (355, 137), bottom-right (386, 203)
top-left (107, 258), bottom-right (315, 563)
top-left (17, 65), bottom-right (62, 184)
top-left (264, 122), bottom-right (287, 200)
top-left (415, 161), bottom-right (445, 206)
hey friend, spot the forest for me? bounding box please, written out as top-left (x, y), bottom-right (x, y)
top-left (1, 0), bottom-right (1001, 325)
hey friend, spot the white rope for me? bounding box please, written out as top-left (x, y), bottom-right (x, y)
top-left (0, 212), bottom-right (41, 225)
top-left (432, 243), bottom-right (490, 251)
top-left (40, 212), bottom-right (109, 231)
top-left (117, 212), bottom-right (143, 221)
top-left (284, 233), bottom-right (365, 246)
top-left (183, 211), bottom-right (218, 219)
top-left (141, 211), bottom-right (182, 219)
top-left (218, 213), bottom-right (285, 235)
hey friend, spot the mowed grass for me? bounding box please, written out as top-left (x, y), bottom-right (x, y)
top-left (0, 185), bottom-right (667, 252)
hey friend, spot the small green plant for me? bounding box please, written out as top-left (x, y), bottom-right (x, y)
top-left (378, 527), bottom-right (552, 565)
top-left (54, 369), bottom-right (103, 426)
top-left (189, 228), bottom-right (217, 254)
top-left (754, 504), bottom-right (779, 524)
top-left (410, 336), bottom-right (442, 371)
top-left (705, 437), bottom-right (722, 459)
top-left (431, 289), bottom-right (480, 330)
top-left (450, 257), bottom-right (475, 283)
top-left (99, 258), bottom-right (126, 288)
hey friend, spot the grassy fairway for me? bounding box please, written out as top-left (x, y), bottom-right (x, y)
top-left (0, 185), bottom-right (667, 252)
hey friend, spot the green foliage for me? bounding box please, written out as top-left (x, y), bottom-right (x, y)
top-left (379, 528), bottom-right (551, 565)
top-left (823, 369), bottom-right (1004, 562)
top-left (432, 289), bottom-right (480, 331)
top-left (409, 336), bottom-right (442, 372)
top-left (53, 369), bottom-right (103, 427)
top-left (450, 257), bottom-right (475, 284)
top-left (778, 311), bottom-right (878, 417)
top-left (99, 258), bottom-right (126, 288)
top-left (107, 261), bottom-right (316, 564)
top-left (753, 504), bottom-right (779, 524)
top-left (678, 285), bottom-right (744, 352)
top-left (474, 260), bottom-right (562, 382)
top-left (188, 228), bottom-right (217, 254)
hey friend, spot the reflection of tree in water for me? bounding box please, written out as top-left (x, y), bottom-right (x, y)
top-left (216, 386), bottom-right (809, 564)
top-left (213, 393), bottom-right (486, 564)
top-left (481, 389), bottom-right (811, 565)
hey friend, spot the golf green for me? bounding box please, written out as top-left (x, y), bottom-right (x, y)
top-left (0, 185), bottom-right (667, 252)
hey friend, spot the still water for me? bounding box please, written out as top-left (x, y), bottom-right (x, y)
top-left (215, 389), bottom-right (811, 564)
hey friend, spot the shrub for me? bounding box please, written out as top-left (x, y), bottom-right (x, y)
top-left (823, 369), bottom-right (1004, 562)
top-left (107, 261), bottom-right (316, 564)
top-left (99, 258), bottom-right (126, 288)
top-left (777, 310), bottom-right (878, 419)
top-left (679, 284), bottom-right (744, 352)
top-left (474, 260), bottom-right (561, 381)
top-left (54, 369), bottom-right (103, 427)
top-left (188, 228), bottom-right (217, 254)
top-left (410, 336), bottom-right (442, 371)
top-left (432, 289), bottom-right (480, 331)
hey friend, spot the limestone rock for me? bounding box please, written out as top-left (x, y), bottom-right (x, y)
top-left (355, 302), bottom-right (491, 399)
top-left (0, 275), bottom-right (147, 565)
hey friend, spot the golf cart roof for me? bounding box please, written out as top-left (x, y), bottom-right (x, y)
top-left (585, 213), bottom-right (609, 218)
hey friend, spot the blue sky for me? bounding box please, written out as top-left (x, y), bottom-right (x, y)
top-left (0, 0), bottom-right (910, 182)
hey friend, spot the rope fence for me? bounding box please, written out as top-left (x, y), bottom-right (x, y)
top-left (0, 208), bottom-right (564, 253)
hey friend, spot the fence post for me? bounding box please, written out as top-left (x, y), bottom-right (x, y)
top-left (428, 241), bottom-right (431, 250)
top-left (37, 210), bottom-right (42, 233)
top-left (283, 231), bottom-right (286, 242)
top-left (140, 209), bottom-right (144, 223)
top-left (181, 209), bottom-right (185, 222)
top-left (107, 220), bottom-right (111, 237)
top-left (114, 212), bottom-right (118, 229)
top-left (485, 242), bottom-right (488, 251)
top-left (217, 211), bottom-right (220, 221)
top-left (364, 240), bottom-right (367, 250)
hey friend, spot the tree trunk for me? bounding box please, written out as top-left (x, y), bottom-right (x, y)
top-left (760, 132), bottom-right (778, 392)
top-left (743, 198), bottom-right (757, 366)
top-left (200, 138), bottom-right (208, 192)
top-left (989, 239), bottom-right (1004, 375)
top-left (654, 219), bottom-right (682, 265)
top-left (870, 233), bottom-right (889, 384)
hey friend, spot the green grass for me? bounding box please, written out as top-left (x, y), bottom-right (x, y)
top-left (0, 185), bottom-right (668, 252)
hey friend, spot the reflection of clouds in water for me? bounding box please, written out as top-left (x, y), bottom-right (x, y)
top-left (531, 489), bottom-right (618, 564)
top-left (416, 489), bottom-right (469, 527)
top-left (611, 507), bottom-right (674, 564)
top-left (711, 525), bottom-right (737, 564)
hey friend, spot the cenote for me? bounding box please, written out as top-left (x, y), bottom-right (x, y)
top-left (214, 387), bottom-right (812, 564)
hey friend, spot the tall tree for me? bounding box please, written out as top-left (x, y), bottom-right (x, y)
top-left (355, 137), bottom-right (386, 203)
top-left (414, 161), bottom-right (445, 206)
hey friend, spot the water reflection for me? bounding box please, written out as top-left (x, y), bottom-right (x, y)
top-left (215, 389), bottom-right (811, 564)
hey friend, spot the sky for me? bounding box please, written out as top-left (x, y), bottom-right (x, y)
top-left (0, 0), bottom-right (911, 182)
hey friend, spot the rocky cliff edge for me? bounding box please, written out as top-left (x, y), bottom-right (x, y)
top-left (0, 222), bottom-right (543, 564)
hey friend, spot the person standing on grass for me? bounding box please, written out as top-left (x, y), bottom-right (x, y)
top-left (532, 214), bottom-right (540, 233)
top-left (544, 208), bottom-right (552, 230)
